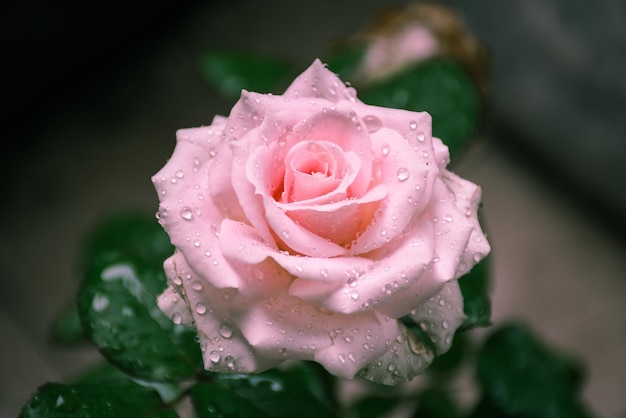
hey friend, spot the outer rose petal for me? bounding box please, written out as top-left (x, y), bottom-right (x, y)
top-left (156, 161), bottom-right (244, 290)
top-left (232, 294), bottom-right (399, 379)
top-left (159, 253), bottom-right (279, 373)
top-left (152, 125), bottom-right (224, 199)
top-left (359, 281), bottom-right (464, 385)
top-left (283, 59), bottom-right (356, 102)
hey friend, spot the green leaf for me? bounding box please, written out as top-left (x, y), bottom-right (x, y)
top-left (191, 381), bottom-right (273, 418)
top-left (412, 389), bottom-right (461, 418)
top-left (458, 256), bottom-right (491, 330)
top-left (324, 45), bottom-right (366, 80)
top-left (197, 366), bottom-right (338, 418)
top-left (351, 396), bottom-right (397, 418)
top-left (69, 361), bottom-right (131, 385)
top-left (200, 51), bottom-right (295, 99)
top-left (77, 213), bottom-right (201, 382)
top-left (359, 58), bottom-right (481, 160)
top-left (472, 323), bottom-right (592, 418)
top-left (277, 361), bottom-right (337, 410)
top-left (427, 332), bottom-right (470, 374)
top-left (49, 302), bottom-right (88, 344)
top-left (19, 381), bottom-right (178, 418)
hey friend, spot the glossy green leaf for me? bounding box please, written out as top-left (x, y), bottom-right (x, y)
top-left (191, 381), bottom-right (273, 418)
top-left (77, 213), bottom-right (201, 381)
top-left (458, 256), bottom-right (491, 330)
top-left (412, 389), bottom-right (461, 418)
top-left (289, 361), bottom-right (338, 410)
top-left (359, 58), bottom-right (481, 160)
top-left (69, 361), bottom-right (130, 385)
top-left (351, 396), bottom-right (397, 418)
top-left (472, 323), bottom-right (592, 418)
top-left (324, 45), bottom-right (366, 80)
top-left (19, 381), bottom-right (178, 418)
top-left (200, 51), bottom-right (295, 99)
top-left (200, 366), bottom-right (338, 418)
top-left (427, 332), bottom-right (470, 374)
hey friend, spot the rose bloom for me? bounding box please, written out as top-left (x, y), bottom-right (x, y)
top-left (153, 60), bottom-right (489, 385)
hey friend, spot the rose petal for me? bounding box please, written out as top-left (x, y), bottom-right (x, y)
top-left (358, 321), bottom-right (434, 385)
top-left (262, 195), bottom-right (348, 257)
top-left (278, 184), bottom-right (387, 246)
top-left (439, 168), bottom-right (491, 276)
top-left (223, 90), bottom-right (268, 136)
top-left (289, 220), bottom-right (436, 316)
top-left (219, 219), bottom-right (372, 284)
top-left (407, 280), bottom-right (465, 355)
top-left (152, 125), bottom-right (224, 200)
top-left (157, 283), bottom-right (193, 326)
top-left (207, 134), bottom-right (248, 222)
top-left (283, 59), bottom-right (355, 103)
top-left (289, 173), bottom-right (481, 318)
top-left (286, 106), bottom-right (373, 198)
top-left (312, 311), bottom-right (399, 379)
top-left (359, 281), bottom-right (464, 385)
top-left (232, 293), bottom-right (399, 379)
top-left (157, 162), bottom-right (244, 290)
top-left (282, 140), bottom-right (343, 202)
top-left (165, 253), bottom-right (279, 373)
top-left (231, 294), bottom-right (333, 361)
top-left (349, 113), bottom-right (438, 255)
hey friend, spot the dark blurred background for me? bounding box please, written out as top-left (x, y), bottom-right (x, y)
top-left (1, 1), bottom-right (625, 417)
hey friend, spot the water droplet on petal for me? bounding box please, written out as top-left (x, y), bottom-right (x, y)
top-left (442, 320), bottom-right (450, 329)
top-left (219, 324), bottom-right (233, 338)
top-left (417, 132), bottom-right (425, 142)
top-left (224, 355), bottom-right (235, 370)
top-left (363, 115), bottom-right (382, 132)
top-left (196, 303), bottom-right (207, 315)
top-left (387, 362), bottom-right (397, 372)
top-left (409, 120), bottom-right (418, 130)
top-left (320, 268), bottom-right (329, 279)
top-left (381, 143), bottom-right (390, 156)
top-left (338, 353), bottom-right (347, 364)
top-left (209, 350), bottom-right (220, 363)
top-left (172, 313), bottom-right (182, 325)
top-left (191, 281), bottom-right (203, 291)
top-left (396, 167), bottom-right (410, 181)
top-left (175, 169), bottom-right (184, 178)
top-left (180, 207), bottom-right (193, 220)
top-left (348, 352), bottom-right (357, 362)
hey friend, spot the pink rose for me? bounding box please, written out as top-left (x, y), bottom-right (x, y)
top-left (153, 60), bottom-right (489, 384)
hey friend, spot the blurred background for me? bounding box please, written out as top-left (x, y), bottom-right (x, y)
top-left (1, 0), bottom-right (625, 417)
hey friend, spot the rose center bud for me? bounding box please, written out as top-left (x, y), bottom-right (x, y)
top-left (282, 141), bottom-right (344, 203)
